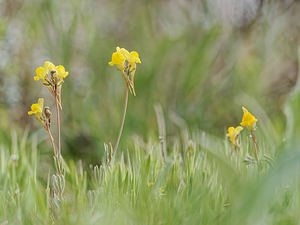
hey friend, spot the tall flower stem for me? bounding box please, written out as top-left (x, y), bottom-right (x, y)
top-left (45, 124), bottom-right (56, 158)
top-left (250, 130), bottom-right (259, 161)
top-left (54, 85), bottom-right (61, 161)
top-left (111, 85), bottom-right (129, 162)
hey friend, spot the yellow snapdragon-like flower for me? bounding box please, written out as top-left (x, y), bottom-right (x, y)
top-left (34, 61), bottom-right (55, 81)
top-left (34, 61), bottom-right (69, 84)
top-left (28, 98), bottom-right (44, 122)
top-left (109, 47), bottom-right (141, 96)
top-left (109, 50), bottom-right (126, 71)
top-left (56, 65), bottom-right (69, 80)
top-left (227, 126), bottom-right (243, 146)
top-left (109, 47), bottom-right (141, 73)
top-left (240, 107), bottom-right (258, 131)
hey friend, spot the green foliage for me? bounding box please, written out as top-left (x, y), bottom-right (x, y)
top-left (0, 1), bottom-right (299, 224)
top-left (0, 0), bottom-right (298, 160)
top-left (1, 117), bottom-right (300, 225)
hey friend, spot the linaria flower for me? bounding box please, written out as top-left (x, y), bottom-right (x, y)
top-left (240, 107), bottom-right (258, 131)
top-left (109, 47), bottom-right (141, 95)
top-left (28, 98), bottom-right (44, 123)
top-left (28, 98), bottom-right (52, 128)
top-left (109, 47), bottom-right (141, 72)
top-left (34, 61), bottom-right (69, 87)
top-left (227, 126), bottom-right (243, 146)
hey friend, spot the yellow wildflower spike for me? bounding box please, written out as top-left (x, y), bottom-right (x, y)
top-left (240, 107), bottom-right (258, 131)
top-left (227, 126), bottom-right (243, 146)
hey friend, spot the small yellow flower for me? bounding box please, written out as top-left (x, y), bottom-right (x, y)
top-left (227, 126), bottom-right (243, 146)
top-left (240, 107), bottom-right (258, 131)
top-left (28, 98), bottom-right (44, 122)
top-left (108, 47), bottom-right (141, 73)
top-left (109, 51), bottom-right (126, 71)
top-left (34, 61), bottom-right (69, 84)
top-left (56, 65), bottom-right (69, 81)
top-left (109, 47), bottom-right (141, 96)
top-left (34, 61), bottom-right (55, 81)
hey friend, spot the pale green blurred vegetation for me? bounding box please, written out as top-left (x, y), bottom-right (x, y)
top-left (0, 0), bottom-right (299, 161)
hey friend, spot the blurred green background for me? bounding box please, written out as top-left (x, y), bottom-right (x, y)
top-left (0, 0), bottom-right (299, 162)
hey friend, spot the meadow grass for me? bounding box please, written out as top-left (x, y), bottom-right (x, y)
top-left (1, 81), bottom-right (300, 225)
top-left (0, 1), bottom-right (299, 225)
top-left (1, 57), bottom-right (300, 224)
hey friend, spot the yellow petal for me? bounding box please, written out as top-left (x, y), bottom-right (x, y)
top-left (242, 106), bottom-right (248, 114)
top-left (35, 67), bottom-right (46, 80)
top-left (38, 98), bottom-right (44, 109)
top-left (129, 51), bottom-right (141, 63)
top-left (31, 104), bottom-right (40, 113)
top-left (109, 52), bottom-right (125, 71)
top-left (44, 61), bottom-right (55, 74)
top-left (227, 127), bottom-right (234, 136)
top-left (227, 126), bottom-right (243, 146)
top-left (240, 107), bottom-right (258, 130)
top-left (56, 65), bottom-right (69, 79)
top-left (118, 47), bottom-right (130, 60)
top-left (235, 126), bottom-right (243, 133)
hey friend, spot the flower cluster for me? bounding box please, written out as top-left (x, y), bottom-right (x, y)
top-left (34, 61), bottom-right (69, 107)
top-left (34, 61), bottom-right (69, 84)
top-left (28, 48), bottom-right (141, 166)
top-left (227, 106), bottom-right (258, 159)
top-left (109, 47), bottom-right (141, 96)
top-left (28, 61), bottom-right (69, 164)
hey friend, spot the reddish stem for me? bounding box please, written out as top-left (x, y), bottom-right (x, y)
top-left (250, 130), bottom-right (259, 161)
top-left (54, 86), bottom-right (61, 161)
top-left (46, 124), bottom-right (56, 158)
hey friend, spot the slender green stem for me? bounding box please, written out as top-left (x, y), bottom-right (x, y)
top-left (250, 130), bottom-right (259, 161)
top-left (54, 86), bottom-right (61, 161)
top-left (111, 85), bottom-right (129, 162)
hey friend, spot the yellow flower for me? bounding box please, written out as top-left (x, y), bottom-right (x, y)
top-left (34, 61), bottom-right (69, 84)
top-left (109, 47), bottom-right (141, 96)
top-left (28, 98), bottom-right (44, 122)
top-left (227, 126), bottom-right (243, 146)
top-left (240, 107), bottom-right (258, 130)
top-left (56, 65), bottom-right (69, 81)
top-left (109, 50), bottom-right (126, 71)
top-left (108, 47), bottom-right (141, 73)
top-left (34, 61), bottom-right (55, 81)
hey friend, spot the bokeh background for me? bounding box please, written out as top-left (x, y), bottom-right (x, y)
top-left (0, 0), bottom-right (299, 162)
